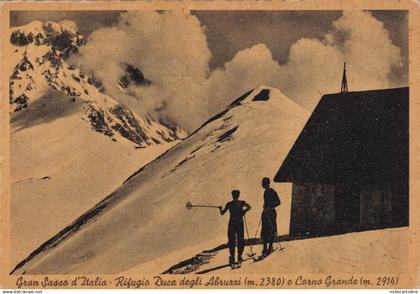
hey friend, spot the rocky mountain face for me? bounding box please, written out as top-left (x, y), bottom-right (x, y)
top-left (9, 20), bottom-right (185, 146)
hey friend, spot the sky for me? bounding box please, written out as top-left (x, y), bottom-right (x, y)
top-left (10, 10), bottom-right (408, 132)
top-left (10, 10), bottom-right (408, 70)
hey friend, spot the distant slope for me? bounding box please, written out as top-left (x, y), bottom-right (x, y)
top-left (11, 86), bottom-right (309, 274)
top-left (10, 111), bottom-right (178, 267)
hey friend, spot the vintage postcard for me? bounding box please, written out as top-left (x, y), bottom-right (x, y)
top-left (0, 0), bottom-right (419, 290)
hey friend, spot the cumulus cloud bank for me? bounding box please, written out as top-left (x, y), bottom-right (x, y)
top-left (209, 10), bottom-right (403, 109)
top-left (73, 10), bottom-right (404, 132)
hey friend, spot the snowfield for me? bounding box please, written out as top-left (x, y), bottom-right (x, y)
top-left (11, 86), bottom-right (309, 274)
top-left (148, 228), bottom-right (409, 275)
top-left (9, 21), bottom-right (184, 266)
top-left (10, 111), bottom-right (178, 266)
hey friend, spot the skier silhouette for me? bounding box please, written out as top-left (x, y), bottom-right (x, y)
top-left (260, 177), bottom-right (281, 256)
top-left (219, 190), bottom-right (251, 267)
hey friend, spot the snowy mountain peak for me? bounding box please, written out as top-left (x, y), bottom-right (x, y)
top-left (9, 21), bottom-right (184, 146)
top-left (229, 85), bottom-right (305, 112)
top-left (247, 85), bottom-right (287, 101)
top-left (10, 20), bottom-right (86, 55)
top-left (150, 87), bottom-right (308, 179)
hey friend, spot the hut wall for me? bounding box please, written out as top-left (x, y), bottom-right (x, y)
top-left (290, 182), bottom-right (408, 238)
top-left (289, 183), bottom-right (335, 237)
top-left (360, 182), bottom-right (408, 230)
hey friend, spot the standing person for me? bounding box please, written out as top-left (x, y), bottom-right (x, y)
top-left (260, 177), bottom-right (281, 256)
top-left (219, 190), bottom-right (251, 268)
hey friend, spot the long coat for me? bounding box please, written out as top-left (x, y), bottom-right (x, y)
top-left (261, 188), bottom-right (281, 240)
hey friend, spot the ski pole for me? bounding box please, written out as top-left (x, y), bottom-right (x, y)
top-left (243, 215), bottom-right (256, 257)
top-left (253, 217), bottom-right (262, 240)
top-left (186, 201), bottom-right (220, 210)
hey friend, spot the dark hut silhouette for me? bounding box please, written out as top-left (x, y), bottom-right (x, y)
top-left (274, 86), bottom-right (409, 238)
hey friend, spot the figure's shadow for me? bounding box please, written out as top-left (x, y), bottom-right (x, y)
top-left (196, 257), bottom-right (254, 274)
top-left (196, 263), bottom-right (230, 274)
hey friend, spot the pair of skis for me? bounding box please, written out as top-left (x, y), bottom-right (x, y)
top-left (230, 260), bottom-right (242, 269)
top-left (253, 246), bottom-right (284, 262)
top-left (229, 247), bottom-right (284, 270)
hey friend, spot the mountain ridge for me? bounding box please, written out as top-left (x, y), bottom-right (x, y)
top-left (11, 86), bottom-right (309, 274)
top-left (10, 20), bottom-right (185, 146)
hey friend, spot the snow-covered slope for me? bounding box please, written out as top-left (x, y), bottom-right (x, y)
top-left (9, 21), bottom-right (185, 266)
top-left (159, 228), bottom-right (409, 275)
top-left (11, 86), bottom-right (309, 274)
top-left (10, 112), bottom-right (179, 267)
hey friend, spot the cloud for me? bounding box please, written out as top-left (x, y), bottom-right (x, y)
top-left (210, 11), bottom-right (403, 110)
top-left (71, 10), bottom-right (211, 131)
top-left (331, 11), bottom-right (402, 92)
top-left (72, 10), bottom-right (404, 132)
top-left (277, 38), bottom-right (344, 107)
top-left (204, 44), bottom-right (283, 115)
top-left (59, 20), bottom-right (78, 32)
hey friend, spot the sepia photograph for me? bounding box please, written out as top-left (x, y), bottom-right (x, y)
top-left (0, 0), bottom-right (419, 290)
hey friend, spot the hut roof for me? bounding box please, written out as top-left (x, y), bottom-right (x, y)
top-left (274, 87), bottom-right (408, 185)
